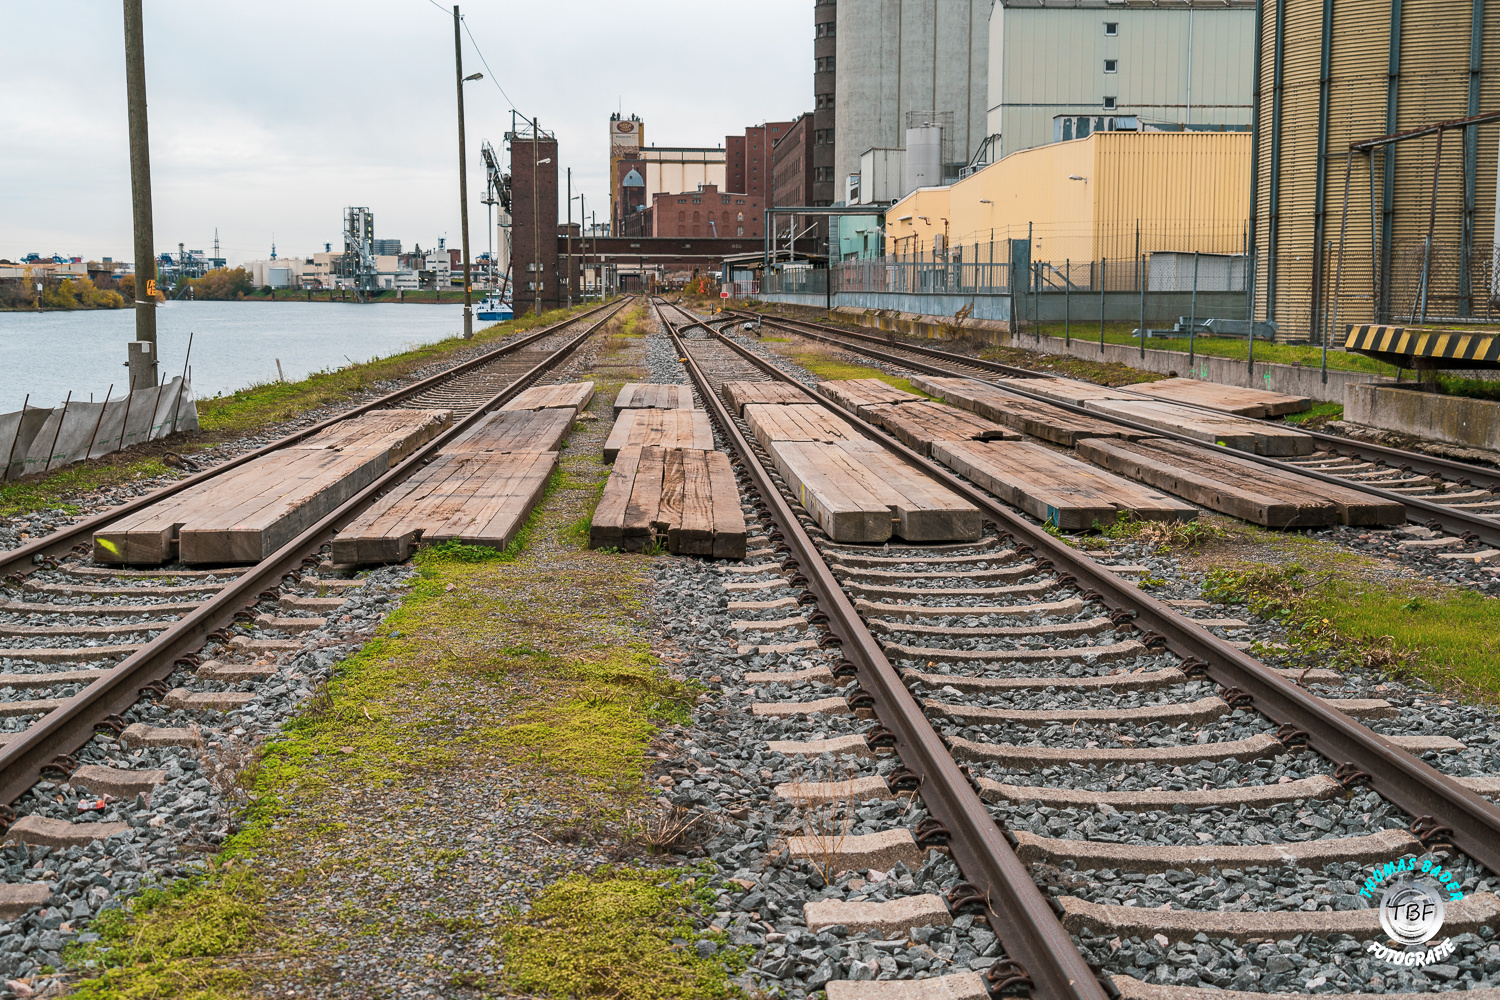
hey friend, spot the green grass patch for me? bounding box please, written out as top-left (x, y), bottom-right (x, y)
top-left (501, 866), bottom-right (741, 1000)
top-left (1283, 401), bottom-right (1344, 425)
top-left (791, 355), bottom-right (930, 397)
top-left (1203, 562), bottom-right (1500, 698)
top-left (0, 459), bottom-right (169, 519)
top-left (64, 868), bottom-right (261, 999)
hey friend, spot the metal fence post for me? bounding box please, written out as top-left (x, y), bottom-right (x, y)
top-left (1247, 249), bottom-right (1257, 377)
top-left (1139, 252), bottom-right (1146, 359)
top-left (4, 395), bottom-right (29, 482)
top-left (1189, 251), bottom-right (1199, 367)
top-left (1064, 258), bottom-right (1071, 348)
top-left (1099, 258), bottom-right (1106, 354)
top-left (85, 384), bottom-right (113, 461)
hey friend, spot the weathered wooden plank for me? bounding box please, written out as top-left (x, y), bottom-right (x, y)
top-left (655, 448), bottom-right (687, 538)
top-left (1083, 398), bottom-right (1314, 456)
top-left (331, 451), bottom-right (558, 563)
top-left (613, 382), bottom-right (695, 416)
top-left (1130, 377), bottom-right (1312, 418)
top-left (834, 440), bottom-right (982, 542)
top-left (602, 409), bottom-right (715, 463)
top-left (671, 449), bottom-right (716, 556)
top-left (623, 446), bottom-right (667, 545)
top-left (500, 381), bottom-right (595, 414)
top-left (933, 440), bottom-right (1196, 530)
top-left (862, 401), bottom-right (1021, 456)
top-left (292, 409), bottom-right (452, 465)
top-left (1077, 437), bottom-right (1405, 527)
top-left (906, 375), bottom-right (1148, 447)
top-left (1011, 377), bottom-right (1152, 408)
top-left (445, 408), bottom-right (574, 454)
top-left (817, 378), bottom-right (925, 417)
top-left (706, 450), bottom-right (747, 559)
top-left (767, 440), bottom-right (896, 543)
top-left (743, 403), bottom-right (862, 455)
top-left (590, 447), bottom-right (641, 550)
top-left (722, 380), bottom-right (816, 414)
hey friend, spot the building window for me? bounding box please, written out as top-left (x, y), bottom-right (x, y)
top-left (1103, 96), bottom-right (1116, 109)
top-left (737, 226), bottom-right (744, 236)
top-left (1104, 21), bottom-right (1118, 35)
top-left (736, 199), bottom-right (745, 204)
top-left (1104, 59), bottom-right (1117, 72)
top-left (816, 21), bottom-right (835, 37)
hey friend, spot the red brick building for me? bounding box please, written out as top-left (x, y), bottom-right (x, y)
top-left (646, 186), bottom-right (762, 239)
top-left (771, 113), bottom-right (815, 211)
top-left (507, 127), bottom-right (559, 316)
top-left (725, 122), bottom-right (794, 204)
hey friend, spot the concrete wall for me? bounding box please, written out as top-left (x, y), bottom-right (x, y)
top-left (758, 288), bottom-right (1013, 323)
top-left (1021, 289), bottom-right (1245, 322)
top-left (1346, 384), bottom-right (1500, 451)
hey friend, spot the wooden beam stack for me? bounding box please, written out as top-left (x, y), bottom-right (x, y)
top-left (1129, 378), bottom-right (1311, 418)
top-left (590, 446), bottom-right (746, 557)
top-left (501, 381), bottom-right (595, 414)
top-left (906, 375), bottom-right (1147, 447)
top-left (1077, 437), bottom-right (1406, 527)
top-left (94, 409), bottom-right (452, 565)
top-left (613, 382), bottom-right (695, 416)
top-left (603, 409), bottom-right (715, 463)
top-left (721, 380), bottom-right (817, 414)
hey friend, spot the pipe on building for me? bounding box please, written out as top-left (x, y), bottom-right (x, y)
top-left (1265, 0), bottom-right (1288, 322)
top-left (1379, 0), bottom-right (1403, 322)
top-left (1460, 0), bottom-right (1485, 314)
top-left (1310, 0), bottom-right (1334, 346)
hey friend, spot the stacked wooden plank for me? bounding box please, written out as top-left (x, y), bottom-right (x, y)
top-left (613, 382), bottom-right (695, 416)
top-left (1077, 437), bottom-right (1406, 527)
top-left (768, 438), bottom-right (981, 543)
top-left (446, 408), bottom-right (575, 454)
top-left (1129, 378), bottom-right (1311, 418)
top-left (1081, 398), bottom-right (1314, 456)
top-left (743, 403), bottom-right (863, 454)
top-left (331, 450), bottom-right (557, 564)
top-left (603, 409), bottom-right (715, 462)
top-left (721, 380), bottom-right (817, 414)
top-left (861, 401), bottom-right (1021, 456)
top-left (904, 375), bottom-right (1139, 447)
top-left (1013, 377), bottom-right (1152, 408)
top-left (590, 446), bottom-right (746, 557)
top-left (932, 440), bottom-right (1196, 530)
top-left (501, 381), bottom-right (595, 414)
top-left (817, 378), bottom-right (925, 418)
top-left (94, 409), bottom-right (451, 565)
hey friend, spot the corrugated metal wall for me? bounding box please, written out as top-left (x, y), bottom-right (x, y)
top-left (1254, 0), bottom-right (1498, 340)
top-left (1093, 132), bottom-right (1252, 260)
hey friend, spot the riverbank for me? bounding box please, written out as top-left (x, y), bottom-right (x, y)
top-left (0, 302), bottom-right (601, 520)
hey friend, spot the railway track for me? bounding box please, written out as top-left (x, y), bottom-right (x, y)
top-left (723, 308), bottom-right (1500, 554)
top-left (653, 298), bottom-right (1500, 999)
top-left (0, 299), bottom-right (628, 958)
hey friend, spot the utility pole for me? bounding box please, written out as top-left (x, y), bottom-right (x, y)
top-left (565, 167), bottom-right (573, 308)
top-left (123, 0), bottom-right (158, 388)
top-left (532, 117), bottom-right (541, 318)
top-left (453, 5), bottom-right (474, 338)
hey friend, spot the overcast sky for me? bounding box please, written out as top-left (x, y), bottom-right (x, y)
top-left (1, 1), bottom-right (812, 267)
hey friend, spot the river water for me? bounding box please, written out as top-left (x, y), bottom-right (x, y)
top-left (0, 301), bottom-right (469, 413)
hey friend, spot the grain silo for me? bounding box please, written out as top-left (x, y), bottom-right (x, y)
top-left (1251, 0), bottom-right (1500, 341)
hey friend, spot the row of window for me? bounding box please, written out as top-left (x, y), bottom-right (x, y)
top-left (814, 166), bottom-right (835, 182)
top-left (813, 129), bottom-right (833, 144)
top-left (815, 56), bottom-right (835, 72)
top-left (673, 197), bottom-right (749, 205)
top-left (676, 211), bottom-right (746, 221)
top-left (816, 93), bottom-right (834, 109)
top-left (675, 226), bottom-right (746, 236)
top-left (815, 21), bottom-right (834, 37)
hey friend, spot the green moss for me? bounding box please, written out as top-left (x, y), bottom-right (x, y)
top-left (501, 867), bottom-right (742, 1000)
top-left (1283, 401), bottom-right (1344, 424)
top-left (64, 869), bottom-right (261, 999)
top-left (792, 356), bottom-right (931, 397)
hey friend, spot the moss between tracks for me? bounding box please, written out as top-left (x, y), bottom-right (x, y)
top-left (0, 303), bottom-right (601, 521)
top-left (63, 306), bottom-right (737, 998)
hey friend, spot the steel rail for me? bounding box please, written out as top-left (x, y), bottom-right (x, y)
top-left (690, 302), bottom-right (1500, 876)
top-left (0, 299), bottom-right (618, 577)
top-left (731, 310), bottom-right (1500, 548)
top-left (655, 299), bottom-right (1107, 1000)
top-left (0, 299), bottom-right (629, 807)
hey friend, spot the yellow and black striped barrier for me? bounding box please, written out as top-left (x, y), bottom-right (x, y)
top-left (1344, 323), bottom-right (1500, 369)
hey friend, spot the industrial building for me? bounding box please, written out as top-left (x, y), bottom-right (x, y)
top-left (624, 186), bottom-right (764, 240)
top-left (1252, 0), bottom-right (1500, 342)
top-left (987, 0), bottom-right (1254, 161)
top-left (834, 0), bottom-right (991, 203)
top-left (813, 0), bottom-right (837, 210)
top-left (884, 130), bottom-right (1249, 267)
top-left (772, 113), bottom-right (816, 210)
top-left (607, 114), bottom-right (727, 235)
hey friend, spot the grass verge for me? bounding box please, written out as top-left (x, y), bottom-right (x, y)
top-left (1203, 561), bottom-right (1500, 700)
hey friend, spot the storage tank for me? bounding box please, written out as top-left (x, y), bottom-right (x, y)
top-left (905, 125), bottom-right (943, 193)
